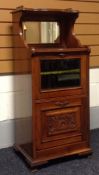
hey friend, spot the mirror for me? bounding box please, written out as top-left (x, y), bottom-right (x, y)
top-left (22, 21), bottom-right (60, 44)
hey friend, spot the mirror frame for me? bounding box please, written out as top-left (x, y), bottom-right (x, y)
top-left (12, 7), bottom-right (79, 48)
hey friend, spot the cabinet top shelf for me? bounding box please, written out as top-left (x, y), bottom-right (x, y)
top-left (11, 6), bottom-right (79, 16)
top-left (31, 47), bottom-right (90, 56)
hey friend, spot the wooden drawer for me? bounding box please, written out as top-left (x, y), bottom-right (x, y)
top-left (34, 97), bottom-right (87, 150)
top-left (36, 97), bottom-right (82, 110)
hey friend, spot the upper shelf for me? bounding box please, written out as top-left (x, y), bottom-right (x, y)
top-left (11, 7), bottom-right (79, 19)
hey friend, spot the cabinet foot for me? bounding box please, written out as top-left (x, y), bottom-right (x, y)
top-left (78, 149), bottom-right (92, 157)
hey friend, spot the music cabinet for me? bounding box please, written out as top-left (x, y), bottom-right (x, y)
top-left (12, 7), bottom-right (92, 167)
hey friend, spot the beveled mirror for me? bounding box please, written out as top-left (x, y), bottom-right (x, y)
top-left (22, 21), bottom-right (60, 44)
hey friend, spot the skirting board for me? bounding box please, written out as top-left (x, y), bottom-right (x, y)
top-left (0, 106), bottom-right (99, 149)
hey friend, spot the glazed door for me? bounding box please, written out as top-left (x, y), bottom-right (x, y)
top-left (40, 58), bottom-right (80, 89)
top-left (32, 54), bottom-right (89, 100)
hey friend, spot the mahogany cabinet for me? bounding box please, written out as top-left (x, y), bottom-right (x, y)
top-left (12, 7), bottom-right (92, 167)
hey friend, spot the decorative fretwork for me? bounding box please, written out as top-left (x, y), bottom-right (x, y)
top-left (48, 113), bottom-right (77, 135)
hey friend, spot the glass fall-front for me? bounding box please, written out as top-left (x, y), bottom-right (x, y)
top-left (40, 58), bottom-right (81, 90)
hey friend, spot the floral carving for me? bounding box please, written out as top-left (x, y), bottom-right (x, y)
top-left (48, 113), bottom-right (77, 135)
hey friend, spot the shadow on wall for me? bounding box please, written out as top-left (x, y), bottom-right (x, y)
top-left (13, 74), bottom-right (32, 146)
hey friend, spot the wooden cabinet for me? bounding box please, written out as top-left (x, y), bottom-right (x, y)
top-left (12, 7), bottom-right (92, 168)
top-left (31, 50), bottom-right (91, 163)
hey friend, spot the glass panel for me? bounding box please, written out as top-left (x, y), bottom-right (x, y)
top-left (40, 58), bottom-right (80, 90)
top-left (22, 22), bottom-right (59, 44)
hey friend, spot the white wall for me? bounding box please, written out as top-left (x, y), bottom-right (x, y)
top-left (89, 68), bottom-right (99, 129)
top-left (90, 69), bottom-right (99, 107)
top-left (0, 69), bottom-right (99, 128)
top-left (0, 74), bottom-right (32, 121)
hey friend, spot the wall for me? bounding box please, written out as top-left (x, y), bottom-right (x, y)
top-left (1, 0), bottom-right (99, 72)
top-left (0, 0), bottom-right (99, 148)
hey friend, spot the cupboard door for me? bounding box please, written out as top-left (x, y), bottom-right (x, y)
top-left (35, 98), bottom-right (86, 150)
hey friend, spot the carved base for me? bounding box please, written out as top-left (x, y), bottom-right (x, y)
top-left (14, 143), bottom-right (92, 168)
top-left (14, 144), bottom-right (48, 168)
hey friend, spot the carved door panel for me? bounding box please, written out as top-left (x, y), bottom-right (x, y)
top-left (35, 99), bottom-right (84, 150)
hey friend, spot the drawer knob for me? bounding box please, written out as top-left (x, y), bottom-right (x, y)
top-left (59, 53), bottom-right (65, 57)
top-left (55, 101), bottom-right (69, 107)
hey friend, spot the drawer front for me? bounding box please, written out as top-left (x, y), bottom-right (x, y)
top-left (35, 97), bottom-right (86, 150)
